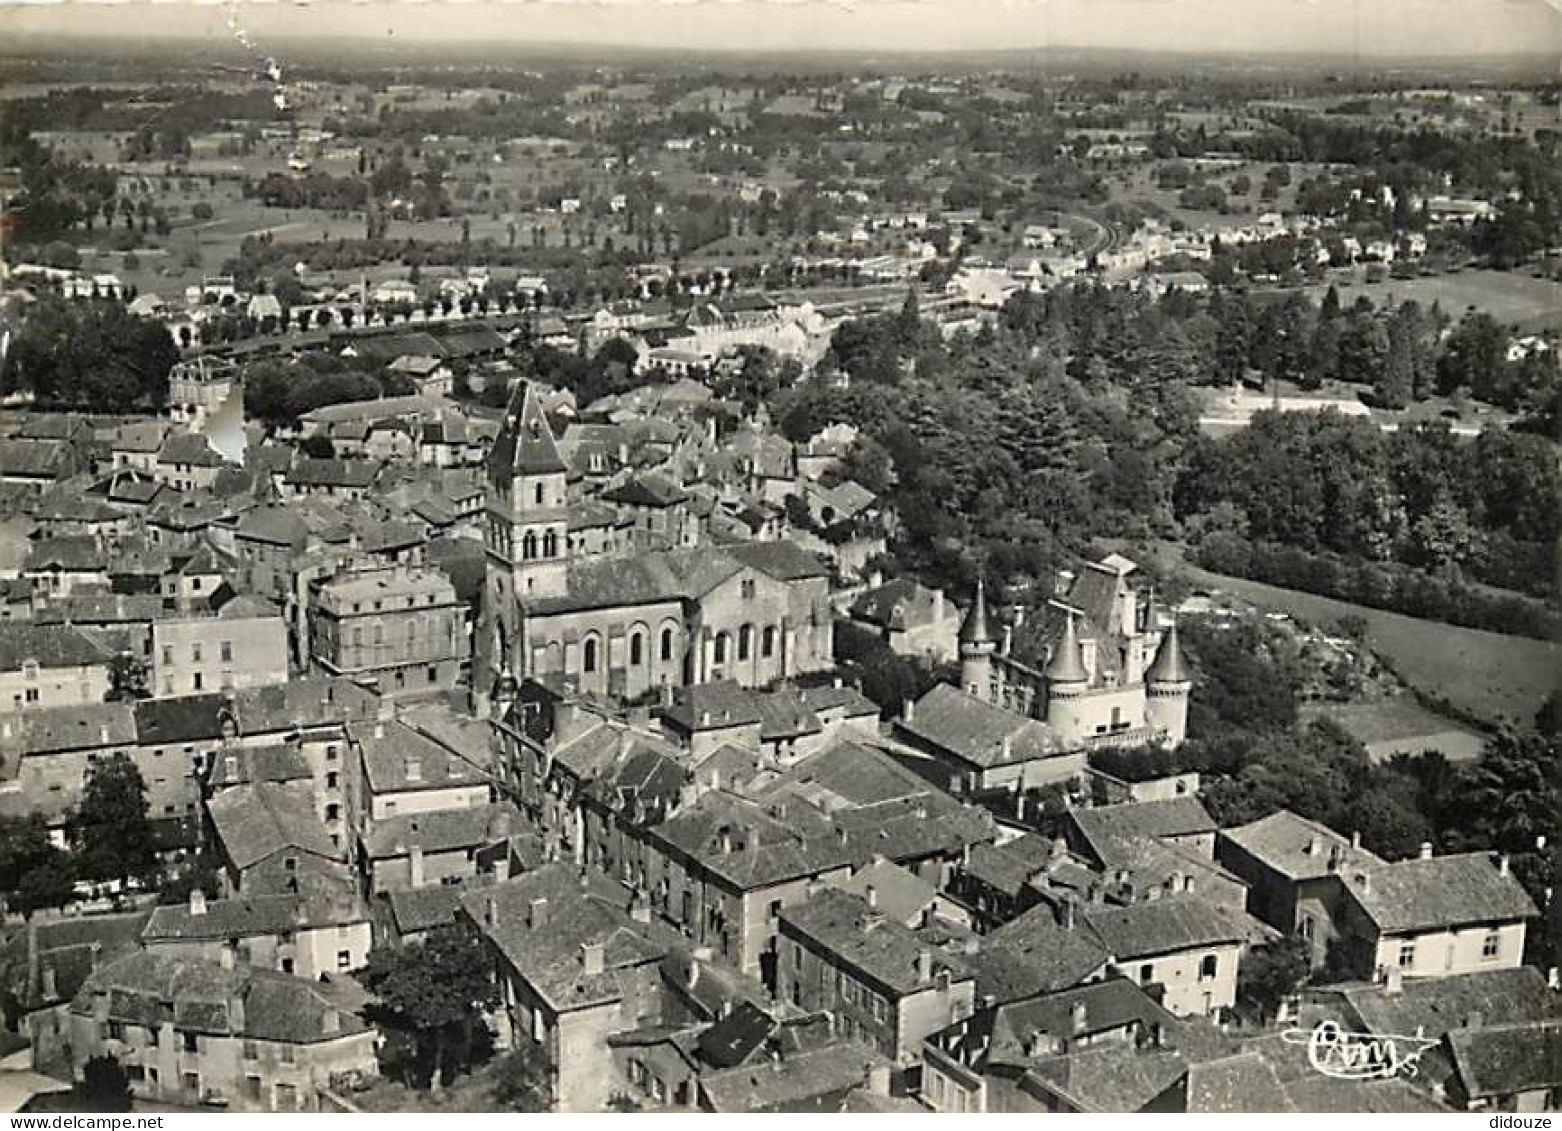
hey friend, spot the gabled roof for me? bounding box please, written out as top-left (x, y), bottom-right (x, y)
top-left (1220, 810), bottom-right (1383, 881)
top-left (0, 623), bottom-right (110, 672)
top-left (1067, 798), bottom-right (1216, 868)
top-left (899, 682), bottom-right (1061, 768)
top-left (1080, 896), bottom-right (1248, 961)
top-left (1328, 966), bottom-right (1561, 1042)
top-left (1446, 1019), bottom-right (1562, 1100)
top-left (206, 781), bottom-right (340, 870)
top-left (780, 888), bottom-right (973, 997)
top-left (1342, 853), bottom-right (1538, 935)
top-left (143, 890), bottom-right (363, 944)
top-left (362, 802), bottom-right (520, 859)
top-left (461, 862), bottom-right (678, 1014)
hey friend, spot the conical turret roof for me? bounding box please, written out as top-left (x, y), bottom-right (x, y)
top-left (959, 578), bottom-right (993, 646)
top-left (1046, 611), bottom-right (1089, 684)
top-left (487, 380), bottom-right (566, 486)
top-left (1148, 619), bottom-right (1192, 684)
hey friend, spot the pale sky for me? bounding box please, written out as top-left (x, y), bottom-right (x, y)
top-left (1, 0), bottom-right (1559, 58)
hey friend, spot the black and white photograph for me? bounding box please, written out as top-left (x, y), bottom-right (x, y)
top-left (0, 0), bottom-right (1557, 1116)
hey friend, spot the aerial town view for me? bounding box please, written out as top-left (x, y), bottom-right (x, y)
top-left (0, 0), bottom-right (1557, 1117)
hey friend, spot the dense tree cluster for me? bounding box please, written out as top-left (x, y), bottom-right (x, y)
top-left (2, 294), bottom-right (177, 410)
top-left (243, 350), bottom-right (414, 429)
top-left (1179, 411), bottom-right (1560, 604)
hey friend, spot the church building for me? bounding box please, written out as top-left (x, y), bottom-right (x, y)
top-left (473, 382), bottom-right (835, 715)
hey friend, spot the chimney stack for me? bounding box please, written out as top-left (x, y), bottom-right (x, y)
top-left (1498, 854), bottom-right (1510, 877)
top-left (916, 949), bottom-right (933, 984)
top-left (865, 884), bottom-right (878, 911)
top-left (1384, 967), bottom-right (1404, 996)
top-left (1419, 842), bottom-right (1433, 860)
top-left (189, 888), bottom-right (208, 916)
top-left (528, 896), bottom-right (548, 929)
top-left (40, 965), bottom-right (57, 1002)
top-left (581, 941), bottom-right (606, 977)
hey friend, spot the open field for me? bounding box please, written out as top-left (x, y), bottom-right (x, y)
top-left (1305, 697), bottom-right (1489, 764)
top-left (1175, 560), bottom-right (1559, 728)
top-left (1304, 269), bottom-right (1561, 333)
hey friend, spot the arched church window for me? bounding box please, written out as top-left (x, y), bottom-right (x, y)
top-left (660, 627), bottom-right (675, 662)
top-left (542, 530), bottom-right (558, 558)
top-left (713, 633), bottom-right (729, 665)
top-left (583, 637), bottom-right (599, 674)
top-left (630, 633), bottom-right (644, 666)
top-left (523, 532), bottom-right (537, 560)
top-left (762, 626), bottom-right (778, 658)
top-left (738, 624), bottom-right (753, 661)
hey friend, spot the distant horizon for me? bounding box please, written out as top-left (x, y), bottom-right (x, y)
top-left (2, 0), bottom-right (1560, 64)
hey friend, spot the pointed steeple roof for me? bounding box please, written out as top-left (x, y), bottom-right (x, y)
top-left (959, 578), bottom-right (993, 646)
top-left (1147, 619), bottom-right (1192, 684)
top-left (1046, 611), bottom-right (1089, 684)
top-left (487, 380), bottom-right (566, 486)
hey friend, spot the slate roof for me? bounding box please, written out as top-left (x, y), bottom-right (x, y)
top-left (1068, 798), bottom-right (1216, 868)
top-left (206, 743), bottom-right (313, 789)
top-left (23, 535), bottom-right (107, 572)
top-left (0, 623), bottom-right (110, 671)
top-left (386, 885), bottom-right (467, 937)
top-left (663, 679), bottom-right (762, 732)
top-left (963, 834), bottom-right (1059, 898)
top-left (1221, 809), bottom-right (1384, 881)
top-left (698, 1040), bottom-right (888, 1113)
top-left (207, 781), bottom-right (340, 870)
top-left (724, 540), bottom-right (831, 581)
top-left (487, 381), bottom-right (567, 484)
top-left (1080, 897), bottom-right (1248, 961)
top-left (779, 888), bottom-right (973, 996)
top-left (362, 802), bottom-right (519, 859)
top-left (1446, 1019), bottom-right (1562, 1100)
top-left (602, 470), bottom-right (688, 508)
top-left (524, 546), bottom-right (742, 615)
top-left (76, 950), bottom-right (369, 1044)
top-left (1345, 853), bottom-right (1538, 934)
top-left (836, 858), bottom-right (938, 926)
top-left (461, 863), bottom-right (678, 1014)
top-left (978, 903), bottom-right (1115, 1001)
top-left (899, 682), bottom-right (1062, 768)
top-left (285, 457), bottom-right (383, 489)
top-left (0, 438), bottom-right (69, 479)
top-left (1329, 966), bottom-right (1562, 1040)
top-left (8, 702), bottom-right (137, 755)
top-left (352, 719), bottom-right (489, 796)
top-left (960, 978), bottom-right (1175, 1070)
top-left (1182, 1052), bottom-right (1296, 1113)
top-left (851, 578), bottom-right (952, 631)
top-left (158, 432), bottom-right (224, 467)
top-left (1023, 1046), bottom-right (1187, 1112)
top-left (143, 891), bottom-right (363, 943)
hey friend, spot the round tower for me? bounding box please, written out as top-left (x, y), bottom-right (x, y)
top-left (1146, 619), bottom-right (1192, 747)
top-left (1045, 611), bottom-right (1091, 745)
top-left (959, 579), bottom-right (995, 700)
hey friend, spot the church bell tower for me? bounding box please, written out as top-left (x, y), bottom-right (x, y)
top-left (473, 380), bottom-right (570, 716)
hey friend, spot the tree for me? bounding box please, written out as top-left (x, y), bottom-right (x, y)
top-left (70, 753), bottom-right (158, 889)
top-left (0, 813), bottom-right (75, 918)
top-left (79, 1057), bottom-right (134, 1112)
top-left (1236, 937), bottom-right (1310, 1025)
top-left (3, 295), bottom-right (177, 409)
top-left (106, 651), bottom-right (149, 702)
top-left (491, 1043), bottom-right (554, 1112)
top-left (300, 434), bottom-right (336, 459)
top-left (360, 921), bottom-right (498, 1094)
